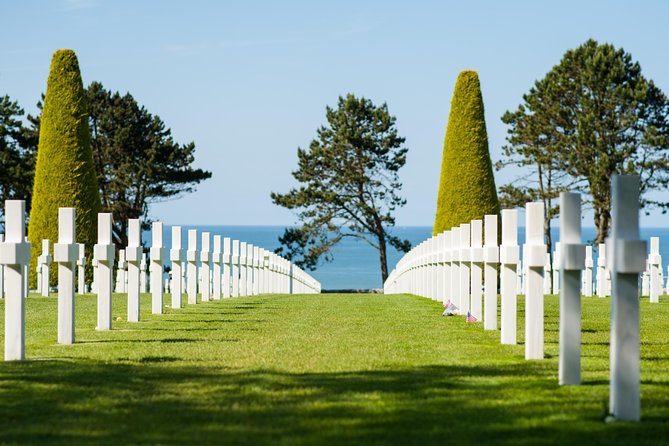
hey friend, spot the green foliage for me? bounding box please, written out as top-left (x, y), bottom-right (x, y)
top-left (501, 39), bottom-right (669, 244)
top-left (86, 82), bottom-right (211, 247)
top-left (271, 94), bottom-right (410, 283)
top-left (28, 49), bottom-right (101, 286)
top-left (0, 292), bottom-right (668, 444)
top-left (0, 95), bottom-right (37, 226)
top-left (433, 71), bottom-right (499, 235)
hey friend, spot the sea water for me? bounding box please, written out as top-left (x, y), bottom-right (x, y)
top-left (144, 225), bottom-right (669, 291)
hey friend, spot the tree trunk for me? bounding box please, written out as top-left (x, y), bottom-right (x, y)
top-left (378, 232), bottom-right (389, 284)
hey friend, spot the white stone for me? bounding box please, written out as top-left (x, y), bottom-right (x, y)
top-left (608, 175), bottom-right (645, 422)
top-left (140, 253), bottom-right (148, 293)
top-left (170, 226), bottom-right (183, 308)
top-left (187, 229), bottom-right (198, 304)
top-left (239, 241), bottom-right (248, 296)
top-left (524, 202), bottom-right (546, 360)
top-left (470, 220), bottom-right (483, 321)
top-left (450, 227), bottom-right (460, 309)
top-left (223, 237), bottom-right (232, 298)
top-left (500, 209), bottom-right (519, 345)
top-left (1, 201), bottom-right (30, 360)
top-left (459, 223), bottom-right (471, 314)
top-left (253, 246), bottom-right (261, 296)
top-left (553, 242), bottom-right (561, 294)
top-left (483, 214), bottom-right (498, 330)
top-left (558, 192), bottom-right (585, 385)
top-left (126, 219), bottom-right (142, 322)
top-left (200, 232), bottom-right (211, 302)
top-left (77, 243), bottom-right (86, 294)
top-left (212, 235), bottom-right (222, 300)
top-left (54, 208), bottom-right (77, 344)
top-left (94, 213), bottom-right (115, 330)
top-left (231, 239), bottom-right (240, 297)
top-left (39, 239), bottom-right (52, 297)
top-left (596, 243), bottom-right (607, 297)
top-left (584, 245), bottom-right (594, 297)
top-left (649, 237), bottom-right (661, 303)
top-left (116, 249), bottom-right (126, 293)
top-left (151, 222), bottom-right (165, 313)
top-left (443, 230), bottom-right (452, 305)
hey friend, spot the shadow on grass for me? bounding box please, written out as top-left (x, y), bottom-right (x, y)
top-left (0, 361), bottom-right (665, 446)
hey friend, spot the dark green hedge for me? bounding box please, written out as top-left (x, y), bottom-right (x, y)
top-left (433, 70), bottom-right (499, 235)
top-left (28, 49), bottom-right (101, 287)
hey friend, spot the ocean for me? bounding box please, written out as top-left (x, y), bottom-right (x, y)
top-left (145, 225), bottom-right (669, 291)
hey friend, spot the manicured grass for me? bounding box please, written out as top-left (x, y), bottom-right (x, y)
top-left (0, 292), bottom-right (668, 445)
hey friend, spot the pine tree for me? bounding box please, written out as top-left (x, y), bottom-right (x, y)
top-left (433, 70), bottom-right (499, 235)
top-left (28, 49), bottom-right (101, 287)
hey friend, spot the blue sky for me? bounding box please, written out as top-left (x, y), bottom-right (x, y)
top-left (3, 0), bottom-right (669, 227)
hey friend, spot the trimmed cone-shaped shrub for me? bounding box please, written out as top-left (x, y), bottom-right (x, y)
top-left (28, 49), bottom-right (101, 287)
top-left (433, 70), bottom-right (499, 235)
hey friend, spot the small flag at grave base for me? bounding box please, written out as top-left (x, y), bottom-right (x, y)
top-left (442, 300), bottom-right (460, 316)
top-left (466, 311), bottom-right (478, 323)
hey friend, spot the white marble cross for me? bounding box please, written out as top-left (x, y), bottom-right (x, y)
top-left (1, 201), bottom-right (31, 360)
top-left (187, 229), bottom-right (198, 304)
top-left (470, 220), bottom-right (483, 321)
top-left (500, 209), bottom-right (519, 345)
top-left (150, 222), bottom-right (165, 313)
top-left (483, 215), bottom-right (499, 330)
top-left (93, 213), bottom-right (115, 330)
top-left (212, 235), bottom-right (222, 300)
top-left (126, 219), bottom-right (142, 322)
top-left (200, 231), bottom-right (211, 302)
top-left (54, 208), bottom-right (77, 343)
top-left (170, 226), bottom-right (183, 309)
top-left (524, 202), bottom-right (546, 360)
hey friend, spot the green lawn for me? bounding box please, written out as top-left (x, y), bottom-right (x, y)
top-left (0, 292), bottom-right (667, 445)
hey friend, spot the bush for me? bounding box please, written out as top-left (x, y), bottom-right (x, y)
top-left (28, 49), bottom-right (101, 287)
top-left (433, 70), bottom-right (499, 235)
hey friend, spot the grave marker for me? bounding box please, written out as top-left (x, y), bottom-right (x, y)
top-left (39, 239), bottom-right (52, 297)
top-left (608, 175), bottom-right (645, 421)
top-left (200, 232), bottom-right (211, 302)
top-left (151, 222), bottom-right (165, 313)
top-left (558, 192), bottom-right (585, 385)
top-left (500, 209), bottom-right (519, 345)
top-left (524, 202), bottom-right (546, 360)
top-left (483, 214), bottom-right (499, 330)
top-left (470, 220), bottom-right (483, 321)
top-left (212, 235), bottom-right (222, 300)
top-left (1, 201), bottom-right (30, 360)
top-left (77, 243), bottom-right (86, 294)
top-left (94, 213), bottom-right (115, 330)
top-left (126, 219), bottom-right (142, 322)
top-left (231, 240), bottom-right (240, 297)
top-left (170, 226), bottom-right (183, 308)
top-left (54, 208), bottom-right (77, 343)
top-left (187, 229), bottom-right (198, 304)
top-left (649, 237), bottom-right (661, 303)
top-left (223, 237), bottom-right (231, 298)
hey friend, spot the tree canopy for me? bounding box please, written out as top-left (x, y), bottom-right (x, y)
top-left (271, 94), bottom-right (410, 284)
top-left (500, 39), bottom-right (669, 244)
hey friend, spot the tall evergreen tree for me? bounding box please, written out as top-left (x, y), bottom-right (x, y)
top-left (501, 39), bottom-right (669, 244)
top-left (28, 49), bottom-right (101, 287)
top-left (433, 70), bottom-right (500, 235)
top-left (272, 94), bottom-right (410, 284)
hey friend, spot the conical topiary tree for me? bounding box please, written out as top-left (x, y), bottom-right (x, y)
top-left (433, 70), bottom-right (500, 235)
top-left (28, 49), bottom-right (101, 288)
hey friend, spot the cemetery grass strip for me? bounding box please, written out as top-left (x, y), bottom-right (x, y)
top-left (0, 293), bottom-right (667, 445)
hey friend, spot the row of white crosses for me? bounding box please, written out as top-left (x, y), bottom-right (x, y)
top-left (1, 205), bottom-right (320, 362)
top-left (384, 175), bottom-right (646, 421)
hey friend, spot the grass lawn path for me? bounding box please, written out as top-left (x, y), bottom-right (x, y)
top-left (0, 293), bottom-right (667, 445)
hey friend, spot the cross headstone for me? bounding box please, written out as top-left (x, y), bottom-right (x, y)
top-left (39, 239), bottom-right (52, 297)
top-left (246, 243), bottom-right (255, 296)
top-left (170, 226), bottom-right (183, 309)
top-left (151, 222), bottom-right (165, 313)
top-left (1, 201), bottom-right (30, 360)
top-left (500, 209), bottom-right (519, 344)
top-left (470, 220), bottom-right (483, 321)
top-left (231, 240), bottom-right (240, 297)
top-left (459, 223), bottom-right (471, 314)
top-left (558, 192), bottom-right (585, 385)
top-left (77, 243), bottom-right (86, 294)
top-left (597, 243), bottom-right (607, 297)
top-left (524, 202), bottom-right (546, 360)
top-left (94, 213), bottom-right (115, 330)
top-left (223, 237), bottom-right (231, 298)
top-left (239, 241), bottom-right (248, 296)
top-left (187, 229), bottom-right (198, 304)
top-left (483, 214), bottom-right (499, 330)
top-left (140, 253), bottom-right (148, 293)
top-left (543, 249), bottom-right (552, 294)
top-left (450, 227), bottom-right (461, 309)
top-left (212, 235), bottom-right (222, 300)
top-left (126, 219), bottom-right (142, 322)
top-left (200, 232), bottom-right (211, 302)
top-left (253, 246), bottom-right (261, 296)
top-left (649, 237), bottom-right (661, 303)
top-left (608, 175), bottom-right (645, 421)
top-left (584, 246), bottom-right (594, 297)
top-left (116, 249), bottom-right (126, 293)
top-left (553, 242), bottom-right (561, 294)
top-left (0, 234), bottom-right (4, 299)
top-left (54, 208), bottom-right (77, 344)
top-left (443, 231), bottom-right (452, 305)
